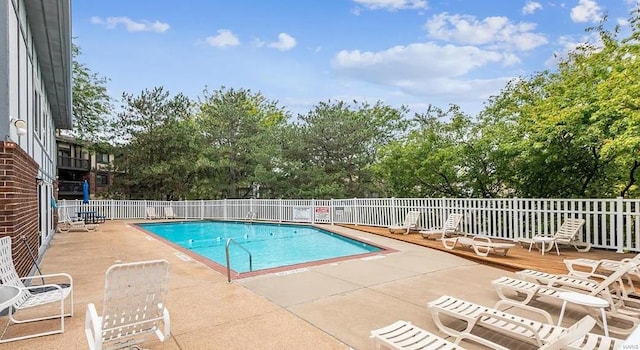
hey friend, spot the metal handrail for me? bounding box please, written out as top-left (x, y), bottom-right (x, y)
top-left (225, 238), bottom-right (253, 283)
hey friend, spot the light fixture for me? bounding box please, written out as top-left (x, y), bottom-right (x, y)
top-left (35, 177), bottom-right (44, 186)
top-left (10, 117), bottom-right (27, 136)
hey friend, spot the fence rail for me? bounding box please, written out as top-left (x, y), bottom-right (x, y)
top-left (58, 197), bottom-right (640, 253)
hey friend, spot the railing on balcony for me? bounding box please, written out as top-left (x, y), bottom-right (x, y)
top-left (57, 180), bottom-right (84, 195)
top-left (57, 155), bottom-right (90, 171)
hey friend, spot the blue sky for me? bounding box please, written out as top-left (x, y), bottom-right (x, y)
top-left (72, 0), bottom-right (639, 117)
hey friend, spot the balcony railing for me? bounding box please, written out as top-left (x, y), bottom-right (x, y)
top-left (57, 180), bottom-right (84, 195)
top-left (58, 155), bottom-right (90, 171)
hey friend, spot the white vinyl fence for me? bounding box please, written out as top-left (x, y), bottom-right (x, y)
top-left (58, 197), bottom-right (640, 253)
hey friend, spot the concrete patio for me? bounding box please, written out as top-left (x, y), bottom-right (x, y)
top-left (0, 221), bottom-right (613, 349)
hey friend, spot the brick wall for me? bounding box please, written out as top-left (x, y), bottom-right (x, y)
top-left (0, 141), bottom-right (39, 277)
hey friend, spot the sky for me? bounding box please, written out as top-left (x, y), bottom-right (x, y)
top-left (72, 0), bottom-right (640, 117)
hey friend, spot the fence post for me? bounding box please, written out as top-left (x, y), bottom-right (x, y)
top-left (330, 198), bottom-right (334, 225)
top-left (616, 197), bottom-right (625, 253)
top-left (143, 200), bottom-right (147, 219)
top-left (514, 197), bottom-right (520, 241)
top-left (311, 199), bottom-right (316, 224)
top-left (353, 198), bottom-right (359, 226)
top-left (279, 198), bottom-right (283, 222)
top-left (223, 199), bottom-right (227, 220)
top-left (391, 197), bottom-right (397, 227)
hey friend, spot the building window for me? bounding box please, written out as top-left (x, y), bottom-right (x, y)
top-left (33, 90), bottom-right (41, 136)
top-left (96, 173), bottom-right (109, 186)
top-left (96, 152), bottom-right (109, 164)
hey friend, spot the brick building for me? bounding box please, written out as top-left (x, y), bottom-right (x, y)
top-left (0, 0), bottom-right (72, 276)
top-left (56, 134), bottom-right (114, 200)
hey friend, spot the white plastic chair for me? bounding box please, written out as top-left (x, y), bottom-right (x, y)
top-left (491, 263), bottom-right (640, 335)
top-left (85, 259), bottom-right (170, 350)
top-left (526, 218), bottom-right (590, 254)
top-left (428, 295), bottom-right (625, 349)
top-left (145, 207), bottom-right (158, 219)
top-left (388, 211), bottom-right (421, 235)
top-left (163, 206), bottom-right (176, 219)
top-left (57, 208), bottom-right (97, 232)
top-left (0, 236), bottom-right (73, 343)
top-left (420, 213), bottom-right (464, 239)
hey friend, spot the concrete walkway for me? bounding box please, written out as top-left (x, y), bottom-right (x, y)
top-left (0, 221), bottom-right (592, 349)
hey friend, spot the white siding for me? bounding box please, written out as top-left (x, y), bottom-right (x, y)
top-left (7, 0), bottom-right (60, 245)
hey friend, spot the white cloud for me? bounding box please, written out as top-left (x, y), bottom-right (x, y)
top-left (90, 16), bottom-right (169, 33)
top-left (333, 43), bottom-right (504, 80)
top-left (267, 33), bottom-right (297, 51)
top-left (617, 18), bottom-right (630, 26)
top-left (205, 30), bottom-right (240, 48)
top-left (570, 0), bottom-right (603, 23)
top-left (502, 53), bottom-right (521, 66)
top-left (352, 0), bottom-right (428, 11)
top-left (424, 13), bottom-right (547, 51)
top-left (522, 1), bottom-right (543, 15)
top-left (331, 42), bottom-right (516, 101)
top-left (545, 33), bottom-right (602, 66)
top-left (624, 0), bottom-right (639, 7)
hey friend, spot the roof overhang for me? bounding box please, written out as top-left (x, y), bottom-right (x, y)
top-left (24, 0), bottom-right (73, 130)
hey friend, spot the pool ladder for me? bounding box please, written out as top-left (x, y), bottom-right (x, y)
top-left (225, 238), bottom-right (253, 283)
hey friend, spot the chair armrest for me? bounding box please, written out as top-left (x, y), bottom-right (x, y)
top-left (21, 272), bottom-right (73, 284)
top-left (456, 331), bottom-right (511, 350)
top-left (86, 303), bottom-right (102, 350)
top-left (162, 307), bottom-right (171, 340)
top-left (475, 311), bottom-right (544, 346)
top-left (472, 236), bottom-right (492, 244)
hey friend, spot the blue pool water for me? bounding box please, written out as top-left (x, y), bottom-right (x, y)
top-left (138, 221), bottom-right (381, 273)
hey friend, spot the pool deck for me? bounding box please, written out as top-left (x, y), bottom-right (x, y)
top-left (0, 220), bottom-right (632, 349)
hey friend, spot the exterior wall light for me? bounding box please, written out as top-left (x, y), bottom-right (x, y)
top-left (10, 117), bottom-right (27, 136)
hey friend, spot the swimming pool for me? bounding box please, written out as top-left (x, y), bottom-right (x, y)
top-left (138, 221), bottom-right (382, 273)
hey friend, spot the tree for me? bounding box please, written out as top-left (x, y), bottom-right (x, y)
top-left (478, 13), bottom-right (640, 198)
top-left (283, 100), bottom-right (409, 198)
top-left (375, 105), bottom-right (482, 197)
top-left (108, 87), bottom-right (199, 199)
top-left (195, 87), bottom-right (288, 199)
top-left (71, 43), bottom-right (111, 143)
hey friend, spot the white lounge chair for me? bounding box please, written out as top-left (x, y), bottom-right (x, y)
top-left (564, 255), bottom-right (640, 296)
top-left (164, 206), bottom-right (177, 219)
top-left (0, 236), bottom-right (73, 343)
top-left (370, 320), bottom-right (467, 349)
top-left (245, 211), bottom-right (257, 221)
top-left (145, 207), bottom-right (158, 219)
top-left (491, 263), bottom-right (640, 335)
top-left (372, 317), bottom-right (603, 350)
top-left (518, 267), bottom-right (640, 299)
top-left (441, 235), bottom-right (516, 257)
top-left (420, 213), bottom-right (464, 239)
top-left (57, 209), bottom-right (97, 232)
top-left (428, 295), bottom-right (625, 350)
top-left (522, 218), bottom-right (590, 254)
top-left (388, 211), bottom-right (421, 235)
top-left (85, 259), bottom-right (171, 350)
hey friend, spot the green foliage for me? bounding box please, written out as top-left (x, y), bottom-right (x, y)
top-left (195, 87), bottom-right (288, 199)
top-left (71, 43), bottom-right (111, 144)
top-left (280, 100), bottom-right (409, 199)
top-left (107, 87), bottom-right (200, 200)
top-left (73, 12), bottom-right (640, 200)
top-left (476, 14), bottom-right (640, 198)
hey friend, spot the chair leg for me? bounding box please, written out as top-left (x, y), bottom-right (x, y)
top-left (3, 293), bottom-right (73, 343)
